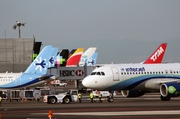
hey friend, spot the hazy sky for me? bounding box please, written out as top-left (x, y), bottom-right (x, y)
top-left (1, 0), bottom-right (180, 63)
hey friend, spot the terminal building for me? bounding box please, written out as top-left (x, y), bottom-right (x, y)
top-left (0, 38), bottom-right (41, 73)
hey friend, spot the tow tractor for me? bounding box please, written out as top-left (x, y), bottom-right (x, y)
top-left (43, 89), bottom-right (114, 104)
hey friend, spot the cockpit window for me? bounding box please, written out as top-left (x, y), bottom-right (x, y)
top-left (101, 72), bottom-right (105, 75)
top-left (91, 72), bottom-right (96, 75)
top-left (97, 72), bottom-right (101, 75)
top-left (90, 71), bottom-right (105, 76)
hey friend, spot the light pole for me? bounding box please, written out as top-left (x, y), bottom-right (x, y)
top-left (12, 21), bottom-right (26, 38)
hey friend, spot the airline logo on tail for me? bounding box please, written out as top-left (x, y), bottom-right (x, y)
top-left (86, 52), bottom-right (98, 66)
top-left (49, 57), bottom-right (54, 65)
top-left (35, 57), bottom-right (46, 72)
top-left (143, 43), bottom-right (167, 64)
top-left (150, 46), bottom-right (164, 61)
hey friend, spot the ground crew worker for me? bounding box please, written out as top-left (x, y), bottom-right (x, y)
top-left (0, 96), bottom-right (2, 106)
top-left (98, 92), bottom-right (102, 103)
top-left (90, 92), bottom-right (94, 103)
top-left (78, 92), bottom-right (82, 103)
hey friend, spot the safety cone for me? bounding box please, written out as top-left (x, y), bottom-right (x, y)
top-left (48, 110), bottom-right (53, 119)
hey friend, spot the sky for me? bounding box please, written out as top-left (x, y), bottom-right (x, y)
top-left (1, 0), bottom-right (180, 63)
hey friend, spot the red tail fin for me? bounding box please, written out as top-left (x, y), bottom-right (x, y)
top-left (143, 43), bottom-right (167, 64)
top-left (66, 48), bottom-right (84, 66)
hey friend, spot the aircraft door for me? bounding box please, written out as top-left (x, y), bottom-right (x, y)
top-left (111, 67), bottom-right (119, 81)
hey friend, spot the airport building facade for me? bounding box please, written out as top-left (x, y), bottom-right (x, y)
top-left (0, 38), bottom-right (35, 73)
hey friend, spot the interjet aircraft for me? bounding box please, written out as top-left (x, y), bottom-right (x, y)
top-left (82, 63), bottom-right (180, 101)
top-left (0, 45), bottom-right (58, 89)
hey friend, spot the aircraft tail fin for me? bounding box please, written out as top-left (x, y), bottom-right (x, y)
top-left (24, 46), bottom-right (58, 74)
top-left (66, 48), bottom-right (84, 66)
top-left (86, 52), bottom-right (98, 66)
top-left (143, 43), bottom-right (167, 64)
top-left (79, 47), bottom-right (97, 66)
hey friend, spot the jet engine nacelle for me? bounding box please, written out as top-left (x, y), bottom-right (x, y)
top-left (121, 90), bottom-right (145, 97)
top-left (160, 83), bottom-right (180, 97)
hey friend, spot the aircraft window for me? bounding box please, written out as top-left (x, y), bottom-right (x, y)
top-left (127, 72), bottom-right (129, 75)
top-left (150, 72), bottom-right (152, 74)
top-left (141, 72), bottom-right (143, 74)
top-left (124, 72), bottom-right (126, 75)
top-left (161, 71), bottom-right (163, 74)
top-left (101, 72), bottom-right (105, 75)
top-left (144, 72), bottom-right (146, 74)
top-left (133, 72), bottom-right (135, 75)
top-left (91, 72), bottom-right (96, 75)
top-left (11, 79), bottom-right (13, 81)
top-left (130, 72), bottom-right (132, 75)
top-left (121, 72), bottom-right (123, 75)
top-left (97, 72), bottom-right (101, 75)
top-left (177, 71), bottom-right (179, 74)
top-left (136, 72), bottom-right (138, 74)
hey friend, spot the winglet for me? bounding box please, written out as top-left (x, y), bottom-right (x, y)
top-left (143, 43), bottom-right (167, 64)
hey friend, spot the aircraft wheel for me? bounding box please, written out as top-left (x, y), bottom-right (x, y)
top-left (161, 95), bottom-right (171, 101)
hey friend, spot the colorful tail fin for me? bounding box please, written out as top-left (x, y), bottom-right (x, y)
top-left (79, 47), bottom-right (97, 66)
top-left (143, 43), bottom-right (167, 64)
top-left (86, 52), bottom-right (98, 66)
top-left (24, 46), bottom-right (58, 74)
top-left (66, 48), bottom-right (84, 66)
top-left (55, 49), bottom-right (69, 67)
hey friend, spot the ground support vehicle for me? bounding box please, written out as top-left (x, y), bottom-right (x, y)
top-left (20, 90), bottom-right (41, 101)
top-left (0, 90), bottom-right (8, 101)
top-left (92, 90), bottom-right (115, 103)
top-left (44, 89), bottom-right (78, 104)
top-left (44, 89), bottom-right (114, 104)
top-left (8, 90), bottom-right (21, 102)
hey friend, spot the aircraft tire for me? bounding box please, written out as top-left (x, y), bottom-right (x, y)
top-left (160, 95), bottom-right (171, 101)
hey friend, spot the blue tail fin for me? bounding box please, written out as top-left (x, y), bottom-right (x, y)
top-left (48, 47), bottom-right (58, 68)
top-left (86, 52), bottom-right (98, 66)
top-left (24, 45), bottom-right (55, 74)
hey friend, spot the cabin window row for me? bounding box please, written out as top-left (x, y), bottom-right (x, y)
top-left (121, 71), bottom-right (180, 75)
top-left (0, 79), bottom-right (13, 81)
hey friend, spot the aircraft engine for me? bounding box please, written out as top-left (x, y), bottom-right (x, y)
top-left (160, 83), bottom-right (180, 97)
top-left (121, 90), bottom-right (145, 97)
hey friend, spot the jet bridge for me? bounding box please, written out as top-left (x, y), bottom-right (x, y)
top-left (47, 66), bottom-right (95, 80)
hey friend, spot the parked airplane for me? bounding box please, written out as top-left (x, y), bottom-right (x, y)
top-left (0, 45), bottom-right (58, 89)
top-left (82, 43), bottom-right (174, 100)
top-left (82, 63), bottom-right (180, 101)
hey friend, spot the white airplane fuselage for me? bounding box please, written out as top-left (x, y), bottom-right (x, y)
top-left (82, 63), bottom-right (180, 91)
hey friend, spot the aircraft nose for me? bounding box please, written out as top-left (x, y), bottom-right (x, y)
top-left (82, 77), bottom-right (90, 87)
